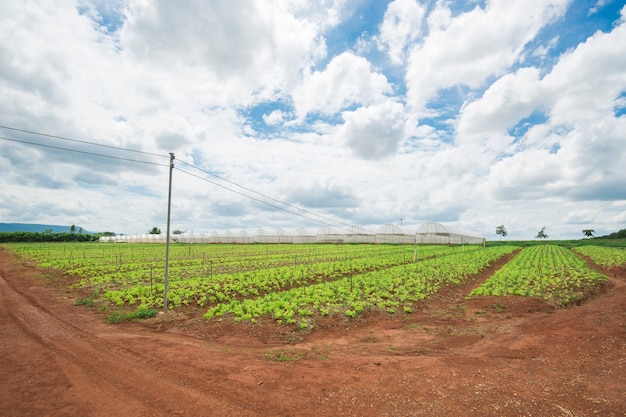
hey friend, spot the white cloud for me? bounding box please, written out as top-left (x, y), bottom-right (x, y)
top-left (288, 180), bottom-right (359, 209)
top-left (263, 110), bottom-right (289, 126)
top-left (425, 2), bottom-right (451, 32)
top-left (121, 0), bottom-right (329, 96)
top-left (292, 52), bottom-right (393, 120)
top-left (406, 0), bottom-right (568, 111)
top-left (588, 0), bottom-right (610, 16)
top-left (541, 16), bottom-right (626, 126)
top-left (336, 101), bottom-right (408, 160)
top-left (484, 149), bottom-right (564, 200)
top-left (530, 35), bottom-right (559, 60)
top-left (458, 67), bottom-right (543, 137)
top-left (377, 0), bottom-right (426, 64)
top-left (458, 10), bottom-right (626, 207)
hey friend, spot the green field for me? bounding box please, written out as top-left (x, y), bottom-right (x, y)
top-left (467, 245), bottom-right (608, 305)
top-left (3, 241), bottom-right (623, 328)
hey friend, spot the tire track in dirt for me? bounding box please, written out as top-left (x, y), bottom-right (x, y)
top-left (0, 269), bottom-right (266, 417)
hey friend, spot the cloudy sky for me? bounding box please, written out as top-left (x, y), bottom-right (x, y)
top-left (1, 0), bottom-right (625, 239)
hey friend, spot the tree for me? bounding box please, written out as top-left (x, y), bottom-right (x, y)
top-left (495, 225), bottom-right (508, 240)
top-left (70, 224), bottom-right (76, 234)
top-left (536, 226), bottom-right (548, 239)
top-left (582, 229), bottom-right (595, 238)
top-left (148, 227), bottom-right (161, 235)
top-left (173, 229), bottom-right (184, 235)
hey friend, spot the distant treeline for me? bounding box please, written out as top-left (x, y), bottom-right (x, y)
top-left (598, 229), bottom-right (626, 239)
top-left (0, 231), bottom-right (113, 243)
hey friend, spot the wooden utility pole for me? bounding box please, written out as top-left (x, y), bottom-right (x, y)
top-left (163, 152), bottom-right (175, 311)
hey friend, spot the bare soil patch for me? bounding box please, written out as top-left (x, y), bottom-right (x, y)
top-left (1, 248), bottom-right (624, 416)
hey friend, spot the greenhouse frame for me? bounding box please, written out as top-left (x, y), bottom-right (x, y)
top-left (99, 222), bottom-right (485, 245)
top-left (415, 222), bottom-right (485, 245)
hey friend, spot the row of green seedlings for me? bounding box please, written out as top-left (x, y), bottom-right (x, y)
top-left (17, 242), bottom-right (414, 280)
top-left (73, 244), bottom-right (417, 290)
top-left (59, 244), bottom-right (418, 283)
top-left (15, 242), bottom-right (407, 270)
top-left (572, 245), bottom-right (626, 268)
top-left (7, 243), bottom-right (409, 293)
top-left (204, 246), bottom-right (519, 329)
top-left (99, 245), bottom-right (477, 308)
top-left (467, 245), bottom-right (607, 305)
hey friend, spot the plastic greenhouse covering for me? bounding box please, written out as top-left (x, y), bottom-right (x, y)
top-left (99, 222), bottom-right (485, 245)
top-left (415, 222), bottom-right (485, 245)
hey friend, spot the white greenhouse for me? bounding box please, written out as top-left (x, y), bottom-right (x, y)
top-left (99, 222), bottom-right (485, 245)
top-left (375, 224), bottom-right (414, 244)
top-left (344, 225), bottom-right (376, 244)
top-left (316, 227), bottom-right (345, 243)
top-left (415, 222), bottom-right (485, 245)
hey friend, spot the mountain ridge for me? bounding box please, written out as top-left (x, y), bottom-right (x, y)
top-left (0, 223), bottom-right (91, 234)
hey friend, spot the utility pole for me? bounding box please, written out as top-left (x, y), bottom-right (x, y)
top-left (163, 152), bottom-right (175, 312)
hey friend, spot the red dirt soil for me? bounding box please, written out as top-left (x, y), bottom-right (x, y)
top-left (1, 248), bottom-right (625, 417)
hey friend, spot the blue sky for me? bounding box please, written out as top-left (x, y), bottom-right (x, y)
top-left (1, 0), bottom-right (625, 239)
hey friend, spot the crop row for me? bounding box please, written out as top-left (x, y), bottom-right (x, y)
top-left (6, 242), bottom-right (474, 305)
top-left (99, 245), bottom-right (476, 307)
top-left (11, 242), bottom-right (406, 266)
top-left (467, 245), bottom-right (607, 305)
top-left (205, 246), bottom-right (518, 327)
top-left (64, 244), bottom-right (452, 282)
top-left (11, 242), bottom-right (415, 275)
top-left (572, 246), bottom-right (626, 268)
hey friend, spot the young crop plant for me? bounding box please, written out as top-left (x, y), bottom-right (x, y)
top-left (468, 245), bottom-right (608, 306)
top-left (70, 244), bottom-right (469, 310)
top-left (205, 245), bottom-right (518, 326)
top-left (573, 246), bottom-right (626, 268)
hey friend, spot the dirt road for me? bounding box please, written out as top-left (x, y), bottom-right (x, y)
top-left (1, 249), bottom-right (624, 416)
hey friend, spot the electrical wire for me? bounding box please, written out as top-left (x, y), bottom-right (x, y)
top-left (174, 165), bottom-right (408, 244)
top-left (0, 124), bottom-right (169, 158)
top-left (0, 135), bottom-right (169, 167)
top-left (1, 124), bottom-right (404, 239)
top-left (175, 161), bottom-right (408, 242)
top-left (174, 166), bottom-right (361, 234)
top-left (176, 158), bottom-right (373, 234)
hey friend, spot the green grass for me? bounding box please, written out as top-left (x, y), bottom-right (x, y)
top-left (486, 238), bottom-right (626, 248)
top-left (74, 297), bottom-right (95, 307)
top-left (261, 348), bottom-right (330, 362)
top-left (106, 308), bottom-right (158, 324)
top-left (262, 349), bottom-right (305, 362)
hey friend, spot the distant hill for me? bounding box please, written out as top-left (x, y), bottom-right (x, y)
top-left (598, 229), bottom-right (626, 239)
top-left (0, 223), bottom-right (91, 234)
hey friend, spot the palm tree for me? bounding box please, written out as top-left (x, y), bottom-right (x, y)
top-left (536, 226), bottom-right (548, 239)
top-left (582, 229), bottom-right (595, 238)
top-left (495, 225), bottom-right (508, 240)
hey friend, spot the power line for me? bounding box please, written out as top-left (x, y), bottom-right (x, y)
top-left (1, 124), bottom-right (398, 237)
top-left (176, 159), bottom-right (370, 233)
top-left (175, 162), bottom-right (406, 242)
top-left (0, 124), bottom-right (169, 158)
top-left (1, 126), bottom-right (357, 230)
top-left (174, 166), bottom-right (363, 234)
top-left (0, 135), bottom-right (168, 167)
top-left (175, 165), bottom-right (407, 243)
